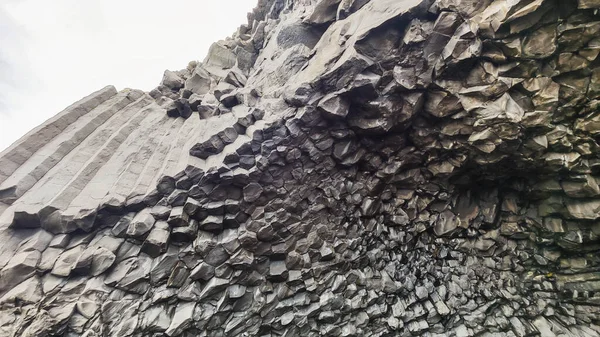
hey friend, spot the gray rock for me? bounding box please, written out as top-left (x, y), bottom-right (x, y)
top-left (198, 277), bottom-right (229, 300)
top-left (157, 176), bottom-right (176, 195)
top-left (140, 304), bottom-right (172, 332)
top-left (167, 206), bottom-right (190, 227)
top-left (190, 262), bottom-right (215, 281)
top-left (190, 135), bottom-right (225, 159)
top-left (0, 275), bottom-right (42, 306)
top-left (434, 210), bottom-right (460, 236)
top-left (317, 93), bottom-right (349, 119)
top-left (171, 219), bottom-right (198, 243)
top-left (162, 70), bottom-right (184, 90)
top-left (0, 250), bottom-right (40, 292)
top-left (52, 246), bottom-right (84, 277)
top-left (17, 229), bottom-right (53, 252)
top-left (90, 247), bottom-right (117, 276)
top-left (268, 260), bottom-right (288, 282)
top-left (142, 221), bottom-right (170, 258)
top-left (49, 233), bottom-right (70, 248)
top-left (2, 1), bottom-right (600, 336)
top-left (243, 182), bottom-right (263, 203)
top-left (126, 209), bottom-right (156, 238)
top-left (204, 245), bottom-right (230, 266)
top-left (304, 0), bottom-right (341, 25)
top-left (165, 302), bottom-right (195, 336)
top-left (112, 213), bottom-right (135, 237)
top-left (167, 261), bottom-right (189, 288)
top-left (150, 205), bottom-right (172, 220)
top-left (185, 67), bottom-right (212, 95)
top-left (199, 215), bottom-right (223, 232)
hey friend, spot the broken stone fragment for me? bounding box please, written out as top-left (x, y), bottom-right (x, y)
top-left (150, 205), bottom-right (172, 220)
top-left (171, 98), bottom-right (193, 119)
top-left (229, 249), bottom-right (253, 268)
top-left (166, 189), bottom-right (188, 207)
top-left (167, 261), bottom-right (189, 288)
top-left (198, 277), bottom-right (229, 300)
top-left (197, 103), bottom-right (220, 119)
top-left (90, 247), bottom-right (117, 276)
top-left (434, 210), bottom-right (460, 236)
top-left (0, 276), bottom-right (42, 306)
top-left (218, 127), bottom-right (238, 145)
top-left (360, 198), bottom-right (381, 217)
top-left (565, 199), bottom-right (600, 220)
top-left (161, 70), bottom-right (184, 90)
top-left (142, 221), bottom-right (170, 258)
top-left (183, 198), bottom-right (201, 217)
top-left (157, 176), bottom-right (176, 195)
top-left (424, 91), bottom-right (462, 117)
top-left (190, 135), bottom-right (226, 159)
top-left (199, 215), bottom-right (224, 232)
top-left (190, 262), bottom-right (215, 281)
top-left (220, 92), bottom-right (240, 108)
top-left (126, 209), bottom-right (156, 238)
top-left (204, 245), bottom-right (230, 266)
top-left (332, 139), bottom-right (358, 161)
top-left (111, 213), bottom-right (134, 237)
top-left (304, 0), bottom-right (341, 25)
top-left (167, 207), bottom-right (190, 227)
top-left (243, 182), bottom-right (263, 202)
top-left (171, 219), bottom-right (198, 243)
top-left (522, 25), bottom-right (557, 58)
top-left (562, 176), bottom-right (600, 198)
top-left (185, 67), bottom-right (212, 95)
top-left (394, 66), bottom-right (419, 90)
top-left (165, 302), bottom-right (195, 336)
top-left (317, 93), bottom-right (349, 119)
top-left (268, 260), bottom-right (289, 282)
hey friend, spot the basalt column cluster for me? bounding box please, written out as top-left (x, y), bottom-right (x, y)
top-left (1, 0), bottom-right (600, 336)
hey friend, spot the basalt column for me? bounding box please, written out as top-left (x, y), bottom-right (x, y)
top-left (1, 0), bottom-right (600, 336)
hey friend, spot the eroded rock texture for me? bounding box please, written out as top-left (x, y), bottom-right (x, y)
top-left (2, 0), bottom-right (600, 336)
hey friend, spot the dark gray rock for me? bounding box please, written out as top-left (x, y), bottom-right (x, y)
top-left (142, 221), bottom-right (170, 258)
top-left (168, 207), bottom-right (190, 227)
top-left (2, 1), bottom-right (600, 336)
top-left (243, 182), bottom-right (263, 203)
top-left (190, 135), bottom-right (226, 159)
top-left (204, 245), bottom-right (230, 266)
top-left (317, 93), bottom-right (349, 119)
top-left (190, 262), bottom-right (215, 281)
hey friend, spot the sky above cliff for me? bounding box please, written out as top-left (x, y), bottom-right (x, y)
top-left (0, 0), bottom-right (255, 152)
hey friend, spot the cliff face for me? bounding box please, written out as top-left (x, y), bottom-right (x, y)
top-left (1, 0), bottom-right (600, 336)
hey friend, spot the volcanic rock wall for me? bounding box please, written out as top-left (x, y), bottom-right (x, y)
top-left (1, 0), bottom-right (600, 336)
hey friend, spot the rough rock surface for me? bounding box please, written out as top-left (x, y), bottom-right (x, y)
top-left (2, 0), bottom-right (600, 336)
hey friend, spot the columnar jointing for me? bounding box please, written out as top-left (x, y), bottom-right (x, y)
top-left (1, 0), bottom-right (600, 336)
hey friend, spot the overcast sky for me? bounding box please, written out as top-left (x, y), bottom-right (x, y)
top-left (0, 0), bottom-right (256, 151)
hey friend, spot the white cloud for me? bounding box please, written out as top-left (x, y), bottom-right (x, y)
top-left (0, 0), bottom-right (256, 151)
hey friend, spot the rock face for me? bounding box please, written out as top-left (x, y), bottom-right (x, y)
top-left (2, 0), bottom-right (600, 336)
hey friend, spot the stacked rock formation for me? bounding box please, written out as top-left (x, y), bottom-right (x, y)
top-left (2, 0), bottom-right (600, 335)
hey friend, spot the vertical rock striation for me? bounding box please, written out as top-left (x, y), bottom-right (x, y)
top-left (1, 0), bottom-right (600, 336)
